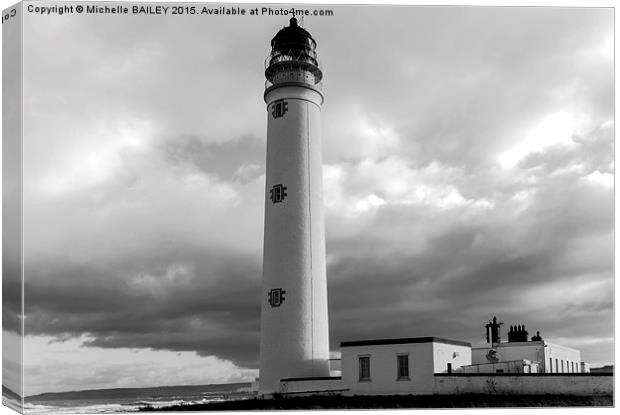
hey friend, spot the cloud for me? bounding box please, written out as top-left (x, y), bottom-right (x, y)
top-left (323, 113), bottom-right (612, 359)
top-left (23, 335), bottom-right (257, 396)
top-left (12, 5), bottom-right (613, 394)
top-left (21, 124), bottom-right (266, 371)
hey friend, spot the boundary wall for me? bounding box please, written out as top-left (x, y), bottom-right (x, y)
top-left (434, 373), bottom-right (612, 396)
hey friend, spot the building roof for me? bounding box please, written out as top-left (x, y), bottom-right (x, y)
top-left (340, 336), bottom-right (471, 348)
top-left (280, 376), bottom-right (342, 382)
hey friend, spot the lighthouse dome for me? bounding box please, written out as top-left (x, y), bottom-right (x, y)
top-left (265, 18), bottom-right (322, 84)
top-left (271, 18), bottom-right (317, 55)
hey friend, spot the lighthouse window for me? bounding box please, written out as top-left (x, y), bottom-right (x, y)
top-left (267, 288), bottom-right (286, 307)
top-left (269, 184), bottom-right (288, 204)
top-left (271, 99), bottom-right (288, 119)
top-left (359, 356), bottom-right (371, 381)
top-left (396, 354), bottom-right (409, 380)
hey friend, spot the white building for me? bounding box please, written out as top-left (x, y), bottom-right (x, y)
top-left (471, 317), bottom-right (583, 374)
top-left (472, 341), bottom-right (582, 373)
top-left (259, 17), bottom-right (330, 394)
top-left (275, 327), bottom-right (595, 397)
top-left (339, 337), bottom-right (471, 395)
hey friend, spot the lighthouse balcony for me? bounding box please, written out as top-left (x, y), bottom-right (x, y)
top-left (265, 74), bottom-right (323, 91)
top-left (265, 50), bottom-right (323, 84)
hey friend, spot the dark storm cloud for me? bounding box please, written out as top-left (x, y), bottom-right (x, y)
top-left (21, 116), bottom-right (267, 368)
top-left (24, 247), bottom-right (262, 367)
top-left (2, 245), bottom-right (22, 333)
top-left (323, 115), bottom-right (612, 359)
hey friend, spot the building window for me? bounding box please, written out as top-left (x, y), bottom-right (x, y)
top-left (555, 358), bottom-right (559, 373)
top-left (447, 363), bottom-right (452, 374)
top-left (549, 358), bottom-right (553, 373)
top-left (561, 360), bottom-right (564, 373)
top-left (396, 354), bottom-right (409, 380)
top-left (571, 361), bottom-right (574, 373)
top-left (359, 356), bottom-right (371, 381)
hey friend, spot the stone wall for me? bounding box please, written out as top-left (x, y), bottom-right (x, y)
top-left (279, 377), bottom-right (346, 396)
top-left (434, 373), bottom-right (612, 396)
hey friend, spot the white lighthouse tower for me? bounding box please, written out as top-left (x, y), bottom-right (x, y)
top-left (259, 18), bottom-right (330, 394)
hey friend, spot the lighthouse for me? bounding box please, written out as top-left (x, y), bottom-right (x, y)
top-left (259, 18), bottom-right (330, 394)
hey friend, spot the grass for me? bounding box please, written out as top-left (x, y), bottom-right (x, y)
top-left (144, 393), bottom-right (613, 411)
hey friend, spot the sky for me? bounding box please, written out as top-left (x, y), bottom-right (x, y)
top-left (0, 1), bottom-right (614, 396)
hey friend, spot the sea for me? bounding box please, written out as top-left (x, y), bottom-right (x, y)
top-left (8, 383), bottom-right (254, 414)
